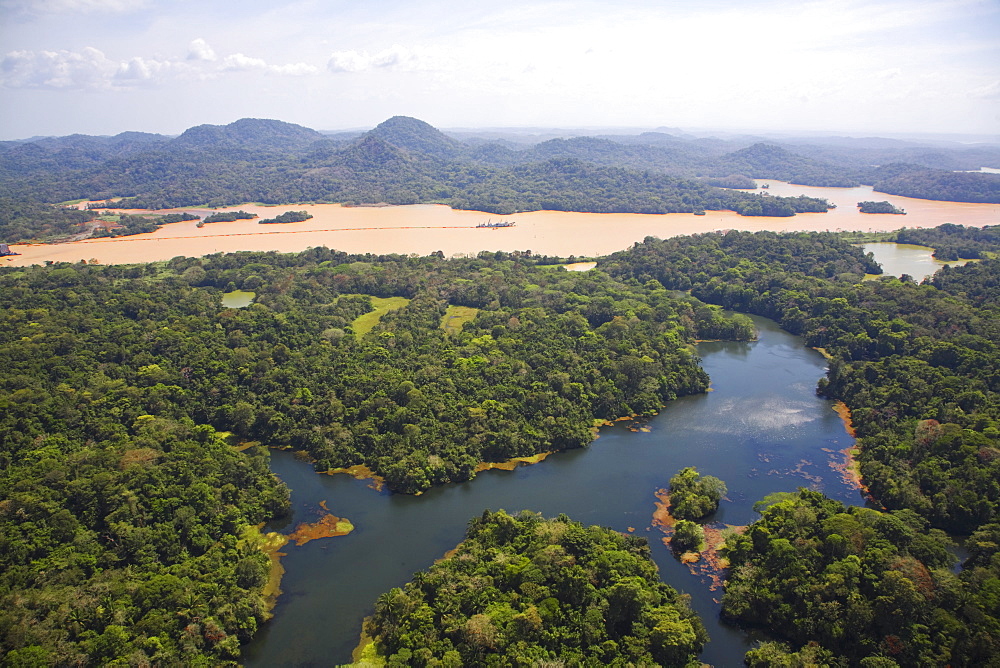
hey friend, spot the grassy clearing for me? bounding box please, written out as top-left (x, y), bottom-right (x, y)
top-left (441, 305), bottom-right (479, 336)
top-left (349, 295), bottom-right (410, 336)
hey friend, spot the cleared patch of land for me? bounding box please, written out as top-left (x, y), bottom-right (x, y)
top-left (440, 305), bottom-right (479, 336)
top-left (348, 295), bottom-right (410, 336)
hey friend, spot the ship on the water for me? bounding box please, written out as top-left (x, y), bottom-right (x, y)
top-left (477, 219), bottom-right (516, 228)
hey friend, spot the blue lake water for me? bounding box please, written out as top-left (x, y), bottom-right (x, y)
top-left (243, 315), bottom-right (864, 666)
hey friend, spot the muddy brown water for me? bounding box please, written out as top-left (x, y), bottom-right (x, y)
top-left (6, 182), bottom-right (996, 266)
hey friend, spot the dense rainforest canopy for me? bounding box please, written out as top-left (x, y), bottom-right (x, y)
top-left (362, 510), bottom-right (708, 667)
top-left (724, 489), bottom-right (1000, 666)
top-left (0, 246), bottom-right (755, 664)
top-left (2, 225), bottom-right (999, 665)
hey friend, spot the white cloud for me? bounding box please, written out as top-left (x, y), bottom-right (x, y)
top-left (113, 55), bottom-right (173, 82)
top-left (969, 80), bottom-right (1000, 99)
top-left (1, 0), bottom-right (146, 14)
top-left (222, 53), bottom-right (268, 72)
top-left (327, 44), bottom-right (423, 73)
top-left (187, 38), bottom-right (216, 62)
top-left (270, 62), bottom-right (319, 76)
top-left (327, 50), bottom-right (370, 73)
top-left (223, 53), bottom-right (317, 76)
top-left (1, 45), bottom-right (320, 90)
top-left (0, 47), bottom-right (116, 89)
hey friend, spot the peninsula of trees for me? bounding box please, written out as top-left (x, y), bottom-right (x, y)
top-left (361, 510), bottom-right (707, 666)
top-left (891, 223), bottom-right (1000, 260)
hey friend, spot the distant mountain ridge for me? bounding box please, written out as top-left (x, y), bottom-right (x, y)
top-left (365, 116), bottom-right (465, 161)
top-left (0, 116), bottom-right (997, 213)
top-left (173, 118), bottom-right (323, 151)
top-left (718, 143), bottom-right (862, 187)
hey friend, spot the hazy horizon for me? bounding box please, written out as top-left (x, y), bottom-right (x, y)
top-left (5, 116), bottom-right (999, 147)
top-left (1, 0), bottom-right (998, 141)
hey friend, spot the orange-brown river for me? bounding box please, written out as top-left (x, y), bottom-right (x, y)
top-left (5, 182), bottom-right (997, 266)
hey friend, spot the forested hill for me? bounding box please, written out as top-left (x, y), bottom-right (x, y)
top-left (172, 118), bottom-right (323, 152)
top-left (715, 143), bottom-right (862, 187)
top-left (2, 117), bottom-right (997, 220)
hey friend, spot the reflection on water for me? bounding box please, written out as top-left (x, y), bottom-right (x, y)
top-left (242, 315), bottom-right (864, 667)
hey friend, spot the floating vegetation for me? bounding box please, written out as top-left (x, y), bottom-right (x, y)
top-left (326, 464), bottom-right (385, 491)
top-left (474, 452), bottom-right (552, 473)
top-left (241, 525), bottom-right (290, 617)
top-left (287, 514), bottom-right (354, 547)
top-left (650, 488), bottom-right (744, 593)
top-left (832, 401), bottom-right (856, 437)
top-left (221, 290), bottom-right (255, 308)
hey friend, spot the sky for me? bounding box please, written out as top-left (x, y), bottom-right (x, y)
top-left (0, 0), bottom-right (998, 140)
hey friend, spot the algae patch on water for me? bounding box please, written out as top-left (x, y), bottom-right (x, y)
top-left (221, 290), bottom-right (256, 308)
top-left (475, 452), bottom-right (552, 473)
top-left (241, 525), bottom-right (290, 617)
top-left (242, 502), bottom-right (355, 616)
top-left (650, 488), bottom-right (744, 593)
top-left (326, 464), bottom-right (385, 491)
top-left (287, 514), bottom-right (355, 546)
top-left (351, 625), bottom-right (385, 666)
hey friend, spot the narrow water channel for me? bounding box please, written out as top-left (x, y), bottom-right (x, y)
top-left (243, 315), bottom-right (865, 666)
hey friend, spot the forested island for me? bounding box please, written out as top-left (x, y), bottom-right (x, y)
top-left (2, 225), bottom-right (998, 665)
top-left (91, 212), bottom-right (203, 238)
top-left (857, 200), bottom-right (906, 214)
top-left (258, 210), bottom-right (313, 225)
top-left (202, 210), bottom-right (258, 224)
